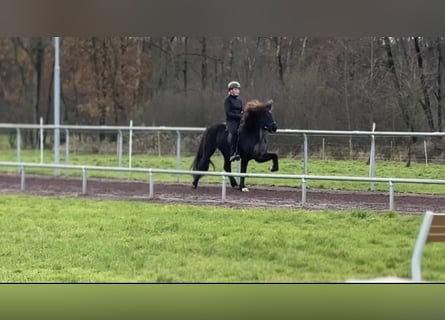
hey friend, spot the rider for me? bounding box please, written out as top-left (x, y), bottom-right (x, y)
top-left (224, 81), bottom-right (243, 162)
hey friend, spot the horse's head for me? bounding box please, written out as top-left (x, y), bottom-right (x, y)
top-left (243, 99), bottom-right (277, 133)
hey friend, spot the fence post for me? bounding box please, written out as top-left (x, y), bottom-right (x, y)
top-left (20, 165), bottom-right (25, 191)
top-left (82, 166), bottom-right (87, 194)
top-left (16, 128), bottom-right (21, 163)
top-left (148, 169), bottom-right (154, 199)
top-left (322, 137), bottom-right (325, 160)
top-left (53, 37), bottom-right (61, 177)
top-left (369, 122), bottom-right (376, 191)
top-left (221, 175), bottom-right (227, 202)
top-left (388, 180), bottom-right (394, 211)
top-left (303, 134), bottom-right (308, 175)
top-left (65, 128), bottom-right (70, 166)
top-left (301, 176), bottom-right (307, 206)
top-left (176, 130), bottom-right (181, 182)
top-left (129, 120), bottom-right (133, 169)
top-left (40, 117), bottom-right (44, 164)
top-left (157, 131), bottom-right (161, 157)
top-left (117, 130), bottom-right (123, 178)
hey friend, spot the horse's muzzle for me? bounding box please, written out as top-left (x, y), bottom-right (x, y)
top-left (265, 122), bottom-right (277, 133)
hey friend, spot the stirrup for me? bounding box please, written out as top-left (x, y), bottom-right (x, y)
top-left (229, 154), bottom-right (240, 162)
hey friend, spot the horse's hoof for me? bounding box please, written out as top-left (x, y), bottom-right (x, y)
top-left (241, 187), bottom-right (249, 192)
top-left (192, 182), bottom-right (197, 189)
top-left (269, 166), bottom-right (279, 172)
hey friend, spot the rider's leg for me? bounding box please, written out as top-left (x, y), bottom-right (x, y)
top-left (227, 121), bottom-right (240, 161)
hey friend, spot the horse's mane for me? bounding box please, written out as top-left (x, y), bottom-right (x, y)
top-left (243, 99), bottom-right (273, 118)
top-left (244, 99), bottom-right (262, 112)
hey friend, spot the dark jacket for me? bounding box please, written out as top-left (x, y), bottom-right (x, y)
top-left (224, 95), bottom-right (243, 123)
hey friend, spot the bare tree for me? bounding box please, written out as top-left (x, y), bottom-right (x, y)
top-left (5, 36), bottom-right (445, 160)
top-left (383, 37), bottom-right (414, 131)
top-left (414, 37), bottom-right (435, 132)
top-left (274, 37), bottom-right (285, 85)
top-left (11, 37), bottom-right (51, 146)
top-left (183, 37), bottom-right (188, 92)
top-left (200, 37), bottom-right (208, 90)
top-left (436, 38), bottom-right (443, 132)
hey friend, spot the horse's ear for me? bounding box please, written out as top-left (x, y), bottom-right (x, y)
top-left (266, 99), bottom-right (273, 109)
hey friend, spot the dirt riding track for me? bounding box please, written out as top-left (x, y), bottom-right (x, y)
top-left (1, 173), bottom-right (445, 214)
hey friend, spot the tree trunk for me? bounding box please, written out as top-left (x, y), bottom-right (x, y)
top-left (343, 41), bottom-right (353, 159)
top-left (201, 37), bottom-right (207, 90)
top-left (244, 37), bottom-right (260, 88)
top-left (414, 37), bottom-right (435, 131)
top-left (226, 38), bottom-right (234, 79)
top-left (383, 37), bottom-right (415, 166)
top-left (383, 37), bottom-right (412, 129)
top-left (91, 37), bottom-right (108, 141)
top-left (436, 38), bottom-right (443, 132)
top-left (44, 59), bottom-right (54, 146)
top-left (275, 37), bottom-right (285, 84)
top-left (31, 39), bottom-right (45, 148)
top-left (183, 37), bottom-right (188, 92)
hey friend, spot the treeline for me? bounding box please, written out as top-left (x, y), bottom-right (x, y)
top-left (1, 37), bottom-right (444, 135)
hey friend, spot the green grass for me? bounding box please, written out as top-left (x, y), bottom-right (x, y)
top-left (2, 148), bottom-right (445, 194)
top-left (1, 194), bottom-right (444, 282)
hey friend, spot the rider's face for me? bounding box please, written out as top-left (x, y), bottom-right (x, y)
top-left (229, 88), bottom-right (240, 96)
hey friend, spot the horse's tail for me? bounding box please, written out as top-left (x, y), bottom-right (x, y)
top-left (192, 129), bottom-right (215, 170)
top-left (192, 127), bottom-right (216, 188)
top-left (192, 130), bottom-right (204, 171)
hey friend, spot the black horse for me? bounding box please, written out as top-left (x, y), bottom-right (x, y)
top-left (192, 99), bottom-right (278, 191)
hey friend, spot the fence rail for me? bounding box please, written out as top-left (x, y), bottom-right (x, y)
top-left (2, 121), bottom-right (445, 191)
top-left (2, 161), bottom-right (445, 211)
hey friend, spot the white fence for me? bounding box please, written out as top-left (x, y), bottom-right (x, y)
top-left (2, 121), bottom-right (445, 177)
top-left (2, 121), bottom-right (445, 197)
top-left (2, 161), bottom-right (445, 211)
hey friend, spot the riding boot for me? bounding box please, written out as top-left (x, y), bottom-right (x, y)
top-left (229, 138), bottom-right (240, 162)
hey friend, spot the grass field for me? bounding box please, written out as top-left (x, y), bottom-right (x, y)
top-left (2, 148), bottom-right (445, 194)
top-left (0, 194), bottom-right (444, 282)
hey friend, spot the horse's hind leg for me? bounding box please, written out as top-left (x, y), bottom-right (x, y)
top-left (192, 156), bottom-right (212, 188)
top-left (223, 155), bottom-right (238, 188)
top-left (192, 174), bottom-right (200, 189)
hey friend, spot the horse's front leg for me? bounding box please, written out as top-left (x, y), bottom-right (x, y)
top-left (269, 153), bottom-right (279, 172)
top-left (255, 153), bottom-right (279, 172)
top-left (239, 158), bottom-right (250, 192)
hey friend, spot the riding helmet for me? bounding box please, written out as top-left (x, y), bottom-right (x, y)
top-left (227, 81), bottom-right (241, 90)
